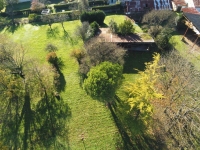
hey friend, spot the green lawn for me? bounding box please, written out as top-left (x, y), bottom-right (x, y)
top-left (170, 34), bottom-right (200, 71)
top-left (1, 15), bottom-right (155, 149)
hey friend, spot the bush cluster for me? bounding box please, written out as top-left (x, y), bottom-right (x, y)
top-left (109, 19), bottom-right (134, 35)
top-left (92, 4), bottom-right (121, 13)
top-left (46, 52), bottom-right (58, 65)
top-left (54, 2), bottom-right (78, 11)
top-left (90, 21), bottom-right (99, 35)
top-left (88, 0), bottom-right (106, 7)
top-left (80, 10), bottom-right (105, 25)
top-left (28, 13), bottom-right (39, 22)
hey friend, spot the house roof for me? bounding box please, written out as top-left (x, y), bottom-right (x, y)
top-left (172, 0), bottom-right (187, 6)
top-left (182, 7), bottom-right (200, 14)
top-left (183, 12), bottom-right (200, 34)
top-left (97, 28), bottom-right (154, 44)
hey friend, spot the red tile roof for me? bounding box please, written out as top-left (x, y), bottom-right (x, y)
top-left (172, 0), bottom-right (187, 6)
top-left (182, 7), bottom-right (200, 14)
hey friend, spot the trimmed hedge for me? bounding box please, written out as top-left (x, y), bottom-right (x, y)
top-left (30, 10), bottom-right (80, 23)
top-left (13, 8), bottom-right (31, 16)
top-left (80, 10), bottom-right (105, 25)
top-left (28, 13), bottom-right (40, 22)
top-left (92, 4), bottom-right (121, 12)
top-left (88, 0), bottom-right (106, 7)
top-left (54, 2), bottom-right (78, 11)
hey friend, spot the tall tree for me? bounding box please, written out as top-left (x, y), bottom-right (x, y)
top-left (125, 53), bottom-right (163, 122)
top-left (79, 38), bottom-right (126, 75)
top-left (41, 14), bottom-right (56, 30)
top-left (142, 10), bottom-right (176, 50)
top-left (78, 0), bottom-right (89, 13)
top-left (57, 13), bottom-right (69, 32)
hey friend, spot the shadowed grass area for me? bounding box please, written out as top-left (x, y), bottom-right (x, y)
top-left (170, 34), bottom-right (200, 71)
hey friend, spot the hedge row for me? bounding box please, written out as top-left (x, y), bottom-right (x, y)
top-left (29, 10), bottom-right (81, 23)
top-left (80, 10), bottom-right (105, 25)
top-left (92, 4), bottom-right (121, 12)
top-left (54, 2), bottom-right (78, 11)
top-left (88, 0), bottom-right (107, 7)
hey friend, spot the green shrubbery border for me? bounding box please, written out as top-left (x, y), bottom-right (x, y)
top-left (92, 4), bottom-right (121, 12)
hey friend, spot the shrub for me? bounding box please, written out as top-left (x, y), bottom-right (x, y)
top-left (70, 49), bottom-right (85, 64)
top-left (80, 10), bottom-right (105, 25)
top-left (45, 43), bottom-right (58, 52)
top-left (109, 19), bottom-right (118, 34)
top-left (46, 52), bottom-right (58, 65)
top-left (90, 21), bottom-right (99, 35)
top-left (92, 4), bottom-right (121, 13)
top-left (28, 13), bottom-right (39, 22)
top-left (118, 19), bottom-right (133, 35)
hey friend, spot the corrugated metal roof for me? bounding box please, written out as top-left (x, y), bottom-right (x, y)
top-left (183, 12), bottom-right (200, 34)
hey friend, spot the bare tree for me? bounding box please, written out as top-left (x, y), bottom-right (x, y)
top-left (79, 38), bottom-right (126, 75)
top-left (41, 14), bottom-right (56, 30)
top-left (75, 21), bottom-right (90, 41)
top-left (57, 13), bottom-right (69, 32)
top-left (142, 10), bottom-right (175, 38)
top-left (154, 50), bottom-right (200, 149)
top-left (78, 0), bottom-right (89, 13)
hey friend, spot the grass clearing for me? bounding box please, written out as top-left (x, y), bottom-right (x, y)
top-left (170, 34), bottom-right (200, 71)
top-left (0, 15), bottom-right (155, 149)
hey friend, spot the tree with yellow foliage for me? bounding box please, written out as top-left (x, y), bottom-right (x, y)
top-left (125, 53), bottom-right (163, 123)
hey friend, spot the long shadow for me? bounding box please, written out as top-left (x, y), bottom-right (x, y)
top-left (61, 31), bottom-right (79, 46)
top-left (56, 68), bottom-right (66, 92)
top-left (46, 26), bottom-right (60, 39)
top-left (112, 95), bottom-right (165, 150)
top-left (108, 102), bottom-right (135, 150)
top-left (123, 51), bottom-right (154, 73)
top-left (53, 59), bottom-right (66, 92)
top-left (33, 94), bottom-right (71, 149)
top-left (5, 24), bottom-right (21, 33)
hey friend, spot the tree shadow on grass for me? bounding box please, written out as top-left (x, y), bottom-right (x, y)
top-left (33, 94), bottom-right (71, 149)
top-left (46, 27), bottom-right (60, 39)
top-left (0, 92), bottom-right (71, 150)
top-left (4, 24), bottom-right (21, 33)
top-left (61, 31), bottom-right (79, 46)
top-left (123, 51), bottom-right (154, 74)
top-left (110, 95), bottom-right (165, 150)
top-left (54, 59), bottom-right (66, 92)
top-left (56, 69), bottom-right (66, 92)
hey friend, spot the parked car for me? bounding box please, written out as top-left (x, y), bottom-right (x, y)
top-left (41, 9), bottom-right (50, 15)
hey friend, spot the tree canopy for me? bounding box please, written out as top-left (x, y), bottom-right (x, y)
top-left (79, 38), bottom-right (126, 75)
top-left (125, 53), bottom-right (163, 123)
top-left (84, 61), bottom-right (123, 102)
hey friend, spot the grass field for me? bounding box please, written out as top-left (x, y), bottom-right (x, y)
top-left (169, 34), bottom-right (200, 71)
top-left (0, 15), bottom-right (155, 149)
